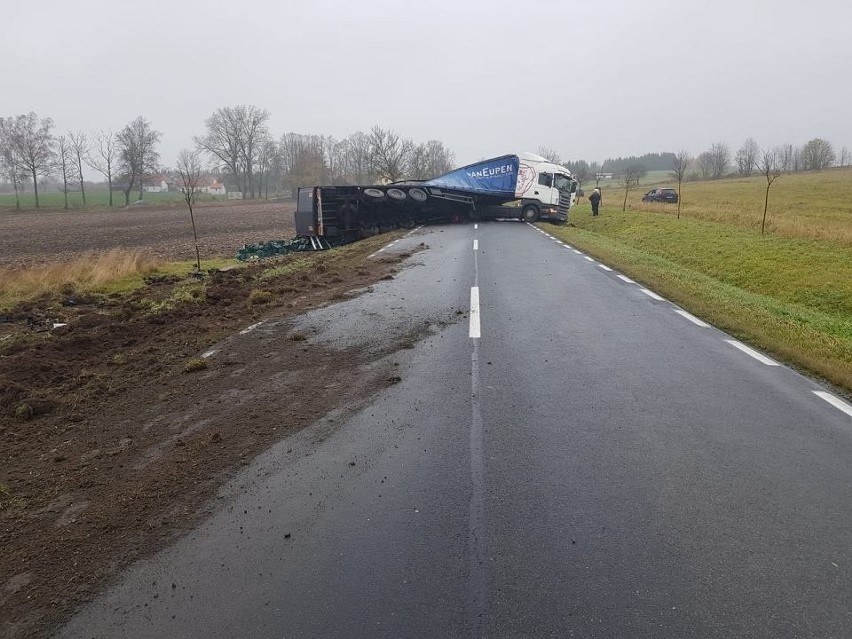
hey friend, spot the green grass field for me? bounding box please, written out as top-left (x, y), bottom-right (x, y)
top-left (0, 190), bottom-right (228, 209)
top-left (593, 167), bottom-right (852, 245)
top-left (555, 170), bottom-right (852, 393)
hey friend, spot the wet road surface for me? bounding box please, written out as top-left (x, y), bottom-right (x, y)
top-left (60, 221), bottom-right (852, 638)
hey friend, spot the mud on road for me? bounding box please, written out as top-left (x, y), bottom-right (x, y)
top-left (0, 234), bottom-right (423, 639)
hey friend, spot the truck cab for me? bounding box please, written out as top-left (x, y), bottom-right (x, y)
top-left (515, 153), bottom-right (577, 222)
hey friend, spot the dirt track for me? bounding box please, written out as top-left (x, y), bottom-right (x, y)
top-left (0, 213), bottom-right (419, 637)
top-left (0, 200), bottom-right (295, 267)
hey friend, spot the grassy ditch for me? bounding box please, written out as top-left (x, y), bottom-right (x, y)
top-left (548, 208), bottom-right (852, 393)
top-left (0, 250), bottom-right (234, 313)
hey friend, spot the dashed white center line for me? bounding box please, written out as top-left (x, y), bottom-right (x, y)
top-left (813, 391), bottom-right (852, 418)
top-left (474, 223), bottom-right (478, 229)
top-left (583, 256), bottom-right (595, 262)
top-left (573, 249), bottom-right (583, 255)
top-left (617, 274), bottom-right (635, 284)
top-left (201, 349), bottom-right (217, 359)
top-left (469, 287), bottom-right (481, 339)
top-left (597, 264), bottom-right (613, 272)
top-left (239, 321), bottom-right (264, 335)
top-left (473, 239), bottom-right (478, 251)
top-left (725, 340), bottom-right (779, 366)
top-left (640, 288), bottom-right (666, 301)
top-left (675, 309), bottom-right (710, 328)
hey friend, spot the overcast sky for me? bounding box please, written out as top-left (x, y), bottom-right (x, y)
top-left (2, 0), bottom-right (850, 170)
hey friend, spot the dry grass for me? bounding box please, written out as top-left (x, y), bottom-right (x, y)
top-left (0, 250), bottom-right (161, 310)
top-left (599, 167), bottom-right (852, 246)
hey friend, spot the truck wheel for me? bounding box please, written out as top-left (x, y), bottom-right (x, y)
top-left (521, 205), bottom-right (540, 223)
top-left (387, 188), bottom-right (406, 202)
top-left (408, 188), bottom-right (428, 203)
top-left (363, 188), bottom-right (384, 202)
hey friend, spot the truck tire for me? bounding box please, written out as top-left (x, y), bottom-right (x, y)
top-left (521, 204), bottom-right (540, 223)
top-left (363, 188), bottom-right (384, 202)
top-left (408, 188), bottom-right (428, 203)
top-left (387, 188), bottom-right (406, 202)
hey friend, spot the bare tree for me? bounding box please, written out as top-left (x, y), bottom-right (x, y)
top-left (69, 131), bottom-right (88, 205)
top-left (756, 148), bottom-right (782, 235)
top-left (839, 146), bottom-right (849, 167)
top-left (618, 165), bottom-right (643, 211)
top-left (196, 105), bottom-right (270, 198)
top-left (407, 142), bottom-right (430, 180)
top-left (708, 142), bottom-right (730, 178)
top-left (56, 135), bottom-right (75, 209)
top-left (778, 144), bottom-right (794, 172)
top-left (0, 118), bottom-right (25, 209)
top-left (196, 107), bottom-right (244, 196)
top-left (86, 130), bottom-right (118, 206)
top-left (8, 112), bottom-right (55, 208)
top-left (800, 138), bottom-right (835, 171)
top-left (537, 146), bottom-right (561, 164)
top-left (256, 138), bottom-right (278, 199)
top-left (369, 126), bottom-right (412, 182)
top-left (176, 149), bottom-right (203, 271)
top-left (670, 149), bottom-right (690, 219)
top-left (116, 116), bottom-right (161, 206)
top-left (735, 137), bottom-right (759, 177)
top-left (696, 151), bottom-right (713, 179)
top-left (239, 106), bottom-right (270, 198)
top-left (424, 139), bottom-right (454, 177)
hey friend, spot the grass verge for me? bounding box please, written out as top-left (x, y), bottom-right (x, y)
top-left (549, 208), bottom-right (852, 394)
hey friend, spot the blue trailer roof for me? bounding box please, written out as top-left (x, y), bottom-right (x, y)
top-left (423, 154), bottom-right (519, 198)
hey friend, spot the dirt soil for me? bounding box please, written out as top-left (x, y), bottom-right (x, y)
top-left (0, 200), bottom-right (294, 268)
top-left (0, 232), bottom-right (421, 639)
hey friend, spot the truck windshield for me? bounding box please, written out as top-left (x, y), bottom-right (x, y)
top-left (554, 174), bottom-right (573, 191)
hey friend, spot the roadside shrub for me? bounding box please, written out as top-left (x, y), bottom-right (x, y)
top-left (14, 403), bottom-right (34, 421)
top-left (248, 289), bottom-right (274, 306)
top-left (183, 358), bottom-right (208, 373)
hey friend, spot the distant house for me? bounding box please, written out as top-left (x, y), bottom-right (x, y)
top-left (142, 176), bottom-right (170, 193)
top-left (179, 177), bottom-right (227, 196)
top-left (203, 179), bottom-right (226, 195)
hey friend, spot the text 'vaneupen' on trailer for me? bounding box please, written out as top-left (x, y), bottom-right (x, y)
top-left (294, 152), bottom-right (578, 242)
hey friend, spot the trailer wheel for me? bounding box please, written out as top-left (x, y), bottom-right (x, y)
top-left (521, 204), bottom-right (540, 223)
top-left (408, 188), bottom-right (428, 203)
top-left (387, 188), bottom-right (406, 202)
top-left (363, 188), bottom-right (384, 201)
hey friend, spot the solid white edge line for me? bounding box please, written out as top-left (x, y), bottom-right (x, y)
top-left (473, 239), bottom-right (478, 251)
top-left (813, 391), bottom-right (852, 418)
top-left (675, 309), bottom-right (710, 328)
top-left (597, 264), bottom-right (613, 272)
top-left (640, 288), bottom-right (666, 301)
top-left (583, 256), bottom-right (595, 262)
top-left (239, 321), bottom-right (264, 335)
top-left (469, 287), bottom-right (481, 339)
top-left (725, 340), bottom-right (779, 366)
top-left (617, 274), bottom-right (635, 283)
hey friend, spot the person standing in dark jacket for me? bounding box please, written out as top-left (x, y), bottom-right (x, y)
top-left (589, 188), bottom-right (601, 216)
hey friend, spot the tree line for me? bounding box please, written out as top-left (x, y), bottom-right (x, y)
top-left (0, 107), bottom-right (455, 208)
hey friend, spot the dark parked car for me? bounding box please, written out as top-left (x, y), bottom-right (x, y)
top-left (642, 187), bottom-right (678, 203)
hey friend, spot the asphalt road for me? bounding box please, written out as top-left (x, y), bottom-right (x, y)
top-left (60, 221), bottom-right (852, 638)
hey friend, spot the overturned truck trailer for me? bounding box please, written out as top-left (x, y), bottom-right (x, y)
top-left (294, 152), bottom-right (578, 241)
